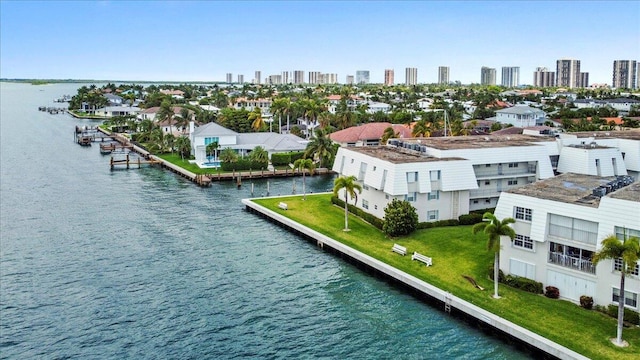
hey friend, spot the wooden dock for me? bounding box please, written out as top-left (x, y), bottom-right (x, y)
top-left (110, 154), bottom-right (161, 169)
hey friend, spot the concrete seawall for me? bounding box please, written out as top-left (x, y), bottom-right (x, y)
top-left (242, 198), bottom-right (589, 360)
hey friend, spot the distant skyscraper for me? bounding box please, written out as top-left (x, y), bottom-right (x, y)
top-left (267, 75), bottom-right (282, 85)
top-left (356, 70), bottom-right (370, 84)
top-left (480, 67), bottom-right (496, 85)
top-left (556, 59), bottom-right (580, 88)
top-left (612, 60), bottom-right (638, 89)
top-left (405, 67), bottom-right (417, 85)
top-left (226, 73), bottom-right (233, 83)
top-left (308, 71), bottom-right (320, 84)
top-left (533, 67), bottom-right (555, 87)
top-left (346, 75), bottom-right (354, 85)
top-left (254, 71), bottom-right (261, 84)
top-left (438, 66), bottom-right (450, 84)
top-left (294, 70), bottom-right (305, 84)
top-left (320, 73), bottom-right (338, 84)
top-left (282, 71), bottom-right (290, 84)
top-left (384, 69), bottom-right (394, 86)
top-left (501, 67), bottom-right (520, 87)
top-left (580, 72), bottom-right (589, 88)
top-left (237, 74), bottom-right (244, 84)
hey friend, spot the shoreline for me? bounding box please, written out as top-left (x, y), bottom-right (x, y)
top-left (242, 197), bottom-right (589, 360)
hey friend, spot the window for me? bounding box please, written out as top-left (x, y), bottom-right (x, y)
top-left (485, 164), bottom-right (491, 167)
top-left (508, 163), bottom-right (519, 168)
top-left (385, 194), bottom-right (389, 200)
top-left (515, 207), bottom-right (532, 221)
top-left (513, 234), bottom-right (534, 250)
top-left (473, 200), bottom-right (479, 204)
top-left (427, 191), bottom-right (439, 200)
top-left (484, 181), bottom-right (490, 185)
top-left (508, 179), bottom-right (518, 186)
top-left (613, 288), bottom-right (638, 308)
top-left (373, 166), bottom-right (376, 171)
top-left (363, 185), bottom-right (369, 191)
top-left (548, 214), bottom-right (598, 245)
top-left (374, 205), bottom-right (377, 210)
top-left (204, 137), bottom-right (219, 145)
top-left (407, 172), bottom-right (418, 183)
top-left (405, 192), bottom-right (417, 202)
top-left (429, 170), bottom-right (441, 180)
top-left (362, 199), bottom-right (369, 209)
top-left (485, 199), bottom-right (491, 204)
top-left (614, 258), bottom-right (640, 276)
top-left (428, 210), bottom-right (439, 220)
top-left (351, 159), bottom-right (354, 163)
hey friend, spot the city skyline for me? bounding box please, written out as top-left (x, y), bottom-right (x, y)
top-left (1, 1), bottom-right (638, 84)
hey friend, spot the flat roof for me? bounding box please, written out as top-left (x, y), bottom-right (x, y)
top-left (506, 173), bottom-right (637, 207)
top-left (345, 146), bottom-right (463, 164)
top-left (569, 130), bottom-right (640, 140)
top-left (394, 134), bottom-right (556, 150)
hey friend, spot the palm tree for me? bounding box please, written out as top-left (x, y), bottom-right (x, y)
top-left (472, 212), bottom-right (516, 299)
top-left (156, 100), bottom-right (175, 133)
top-left (380, 126), bottom-right (398, 145)
top-left (176, 108), bottom-right (191, 134)
top-left (271, 97), bottom-right (290, 134)
top-left (219, 147), bottom-right (238, 163)
top-left (333, 175), bottom-right (362, 231)
top-left (592, 232), bottom-right (640, 347)
top-left (175, 136), bottom-right (191, 161)
top-left (304, 128), bottom-right (333, 168)
top-left (412, 120), bottom-right (430, 137)
top-left (249, 146), bottom-right (268, 167)
top-left (293, 158), bottom-right (316, 200)
top-left (249, 107), bottom-right (265, 131)
top-left (206, 141), bottom-right (219, 162)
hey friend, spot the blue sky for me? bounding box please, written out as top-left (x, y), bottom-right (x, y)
top-left (1, 1), bottom-right (638, 84)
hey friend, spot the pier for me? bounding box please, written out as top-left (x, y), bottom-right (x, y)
top-left (243, 198), bottom-right (589, 360)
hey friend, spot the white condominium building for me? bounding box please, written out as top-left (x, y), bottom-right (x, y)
top-left (332, 130), bottom-right (640, 222)
top-left (494, 173), bottom-right (639, 311)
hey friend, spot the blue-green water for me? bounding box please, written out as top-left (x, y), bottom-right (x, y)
top-left (0, 82), bottom-right (531, 359)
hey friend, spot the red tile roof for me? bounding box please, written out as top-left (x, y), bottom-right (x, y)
top-left (329, 123), bottom-right (413, 143)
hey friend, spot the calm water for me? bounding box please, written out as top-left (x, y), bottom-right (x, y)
top-left (0, 82), bottom-right (530, 359)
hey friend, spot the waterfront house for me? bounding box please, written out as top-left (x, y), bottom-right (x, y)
top-left (94, 106), bottom-right (141, 118)
top-left (190, 122), bottom-right (307, 166)
top-left (494, 173), bottom-right (639, 311)
top-left (329, 122), bottom-right (412, 147)
top-left (494, 105), bottom-right (547, 127)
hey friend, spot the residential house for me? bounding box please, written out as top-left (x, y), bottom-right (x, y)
top-left (329, 122), bottom-right (412, 147)
top-left (494, 105), bottom-right (546, 127)
top-left (190, 122), bottom-right (307, 166)
top-left (94, 106), bottom-right (141, 118)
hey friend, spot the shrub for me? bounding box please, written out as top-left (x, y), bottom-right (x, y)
top-left (504, 275), bottom-right (543, 294)
top-left (383, 199), bottom-right (418, 237)
top-left (602, 305), bottom-right (640, 326)
top-left (579, 295), bottom-right (593, 310)
top-left (220, 158), bottom-right (267, 171)
top-left (458, 213), bottom-right (484, 225)
top-left (271, 151), bottom-right (305, 166)
top-left (545, 286), bottom-right (560, 299)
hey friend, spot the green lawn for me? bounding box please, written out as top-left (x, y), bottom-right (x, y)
top-left (253, 194), bottom-right (639, 359)
top-left (156, 153), bottom-right (210, 174)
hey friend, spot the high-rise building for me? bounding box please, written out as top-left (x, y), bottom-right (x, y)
top-left (384, 69), bottom-right (394, 86)
top-left (533, 67), bottom-right (555, 87)
top-left (293, 70), bottom-right (305, 84)
top-left (226, 73), bottom-right (233, 83)
top-left (254, 71), bottom-right (261, 84)
top-left (356, 70), bottom-right (370, 84)
top-left (501, 67), bottom-right (520, 87)
top-left (237, 74), bottom-right (244, 84)
top-left (346, 75), bottom-right (354, 85)
top-left (480, 67), bottom-right (496, 85)
top-left (438, 66), bottom-right (450, 84)
top-left (282, 71), bottom-right (290, 84)
top-left (308, 71), bottom-right (321, 84)
top-left (268, 75), bottom-right (282, 85)
top-left (405, 67), bottom-right (417, 85)
top-left (612, 60), bottom-right (638, 89)
top-left (580, 72), bottom-right (589, 88)
top-left (320, 73), bottom-right (338, 84)
top-left (556, 59), bottom-right (580, 88)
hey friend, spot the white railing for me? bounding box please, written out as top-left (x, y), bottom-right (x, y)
top-left (548, 252), bottom-right (596, 274)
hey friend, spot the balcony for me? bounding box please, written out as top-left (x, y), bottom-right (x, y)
top-left (548, 252), bottom-right (596, 274)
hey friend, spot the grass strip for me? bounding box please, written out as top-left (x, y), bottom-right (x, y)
top-left (253, 194), bottom-right (639, 359)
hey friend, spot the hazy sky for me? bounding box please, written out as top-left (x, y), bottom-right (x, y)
top-left (1, 1), bottom-right (639, 84)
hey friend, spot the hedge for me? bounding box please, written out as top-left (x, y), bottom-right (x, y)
top-left (504, 275), bottom-right (544, 294)
top-left (594, 305), bottom-right (640, 325)
top-left (271, 151), bottom-right (305, 166)
top-left (220, 158), bottom-right (268, 171)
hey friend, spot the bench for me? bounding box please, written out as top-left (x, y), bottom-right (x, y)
top-left (278, 202), bottom-right (288, 210)
top-left (411, 251), bottom-right (432, 266)
top-left (391, 243), bottom-right (407, 256)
